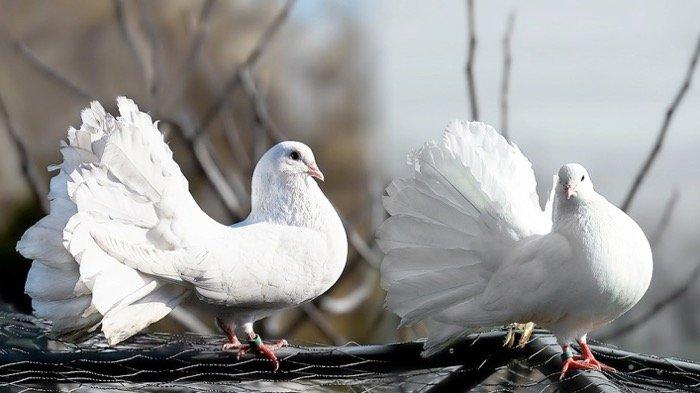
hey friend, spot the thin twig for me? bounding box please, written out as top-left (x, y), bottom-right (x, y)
top-left (499, 12), bottom-right (515, 139)
top-left (184, 0), bottom-right (216, 72)
top-left (345, 220), bottom-right (382, 269)
top-left (197, 0), bottom-right (297, 136)
top-left (240, 68), bottom-right (288, 143)
top-left (113, 0), bottom-right (157, 102)
top-left (465, 0), bottom-right (479, 120)
top-left (0, 92), bottom-right (49, 212)
top-left (168, 306), bottom-right (215, 335)
top-left (300, 304), bottom-right (347, 345)
top-left (136, 1), bottom-right (161, 103)
top-left (0, 26), bottom-right (91, 101)
top-left (621, 33), bottom-right (700, 212)
top-left (221, 110), bottom-right (253, 173)
top-left (599, 260), bottom-right (700, 341)
top-left (319, 265), bottom-right (377, 315)
top-left (159, 119), bottom-right (245, 221)
top-left (165, 0), bottom-right (216, 111)
top-left (649, 189), bottom-right (679, 247)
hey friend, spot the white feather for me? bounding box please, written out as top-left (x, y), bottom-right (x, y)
top-left (18, 97), bottom-right (347, 346)
top-left (379, 121), bottom-right (653, 355)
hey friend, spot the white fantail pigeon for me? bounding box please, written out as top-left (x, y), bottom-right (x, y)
top-left (17, 97), bottom-right (348, 370)
top-left (378, 121), bottom-right (652, 377)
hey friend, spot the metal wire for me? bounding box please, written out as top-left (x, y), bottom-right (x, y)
top-left (0, 311), bottom-right (698, 392)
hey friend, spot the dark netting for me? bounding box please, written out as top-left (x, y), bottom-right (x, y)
top-left (0, 310), bottom-right (698, 392)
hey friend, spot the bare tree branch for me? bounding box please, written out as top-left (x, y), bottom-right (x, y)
top-left (136, 1), bottom-right (162, 104)
top-left (184, 0), bottom-right (216, 72)
top-left (599, 260), bottom-right (700, 341)
top-left (300, 303), bottom-right (347, 345)
top-left (160, 119), bottom-right (245, 221)
top-left (241, 0), bottom-right (297, 70)
top-left (240, 69), bottom-right (288, 143)
top-left (168, 306), bottom-right (215, 335)
top-left (221, 110), bottom-right (253, 172)
top-left (164, 0), bottom-right (216, 112)
top-left (649, 189), bottom-right (679, 247)
top-left (464, 0), bottom-right (479, 120)
top-left (621, 33), bottom-right (700, 212)
top-left (499, 12), bottom-right (515, 140)
top-left (0, 91), bottom-right (49, 212)
top-left (113, 0), bottom-right (157, 102)
top-left (0, 25), bottom-right (91, 101)
top-left (197, 0), bottom-right (297, 136)
top-left (344, 218), bottom-right (382, 269)
top-left (319, 265), bottom-right (377, 315)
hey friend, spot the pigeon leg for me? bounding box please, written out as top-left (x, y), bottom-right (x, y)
top-left (517, 322), bottom-right (535, 348)
top-left (503, 323), bottom-right (517, 347)
top-left (576, 338), bottom-right (616, 373)
top-left (559, 344), bottom-right (601, 380)
top-left (503, 322), bottom-right (536, 348)
top-left (216, 317), bottom-right (243, 351)
top-left (241, 322), bottom-right (288, 371)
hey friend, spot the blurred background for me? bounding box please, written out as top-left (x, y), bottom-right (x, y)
top-left (0, 0), bottom-right (698, 363)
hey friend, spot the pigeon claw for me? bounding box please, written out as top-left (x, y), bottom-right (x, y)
top-left (586, 358), bottom-right (617, 373)
top-left (257, 343), bottom-right (280, 372)
top-left (560, 357), bottom-right (602, 380)
top-left (239, 337), bottom-right (288, 372)
top-left (503, 322), bottom-right (535, 348)
top-left (560, 341), bottom-right (617, 380)
top-left (222, 341), bottom-right (243, 351)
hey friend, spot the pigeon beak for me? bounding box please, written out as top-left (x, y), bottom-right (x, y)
top-left (564, 185), bottom-right (575, 199)
top-left (307, 163), bottom-right (324, 182)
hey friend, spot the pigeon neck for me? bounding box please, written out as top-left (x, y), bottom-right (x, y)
top-left (249, 173), bottom-right (331, 230)
top-left (552, 191), bottom-right (598, 223)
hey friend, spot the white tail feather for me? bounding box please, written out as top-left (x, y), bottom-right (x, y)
top-left (379, 121), bottom-right (552, 356)
top-left (17, 97), bottom-right (199, 344)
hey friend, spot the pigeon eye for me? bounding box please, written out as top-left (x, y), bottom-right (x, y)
top-left (581, 175), bottom-right (585, 181)
top-left (289, 151), bottom-right (300, 161)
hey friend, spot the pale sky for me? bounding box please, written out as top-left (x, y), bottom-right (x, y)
top-left (362, 0), bottom-right (700, 234)
top-left (360, 0), bottom-right (700, 353)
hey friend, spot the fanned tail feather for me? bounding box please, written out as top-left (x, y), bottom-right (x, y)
top-left (17, 97), bottom-right (199, 344)
top-left (378, 121), bottom-right (551, 356)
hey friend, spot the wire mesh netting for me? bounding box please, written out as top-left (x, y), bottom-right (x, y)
top-left (0, 310), bottom-right (698, 392)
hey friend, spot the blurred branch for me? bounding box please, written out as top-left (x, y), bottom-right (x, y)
top-left (169, 306), bottom-right (215, 335)
top-left (649, 189), bottom-right (679, 247)
top-left (160, 119), bottom-right (245, 220)
top-left (0, 26), bottom-right (91, 101)
top-left (464, 0), bottom-right (479, 120)
top-left (499, 12), bottom-right (515, 139)
top-left (221, 111), bottom-right (253, 172)
top-left (621, 33), bottom-right (700, 212)
top-left (136, 2), bottom-right (162, 104)
top-left (300, 303), bottom-right (346, 345)
top-left (164, 0), bottom-right (216, 112)
top-left (184, 0), bottom-right (216, 72)
top-left (319, 265), bottom-right (376, 315)
top-left (198, 0), bottom-right (297, 135)
top-left (344, 218), bottom-right (382, 269)
top-left (113, 0), bottom-right (157, 101)
top-left (240, 69), bottom-right (287, 143)
top-left (0, 92), bottom-right (49, 212)
top-left (599, 260), bottom-right (700, 341)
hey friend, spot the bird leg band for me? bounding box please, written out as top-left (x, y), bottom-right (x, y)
top-left (248, 334), bottom-right (263, 347)
top-left (561, 347), bottom-right (574, 361)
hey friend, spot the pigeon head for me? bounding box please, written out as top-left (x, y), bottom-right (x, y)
top-left (557, 163), bottom-right (594, 200)
top-left (250, 141), bottom-right (331, 226)
top-left (256, 141), bottom-right (324, 183)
